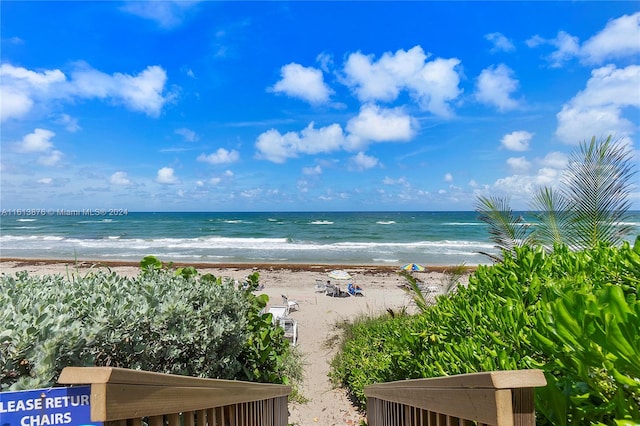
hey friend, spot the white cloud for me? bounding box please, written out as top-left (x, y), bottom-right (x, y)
top-left (197, 148), bottom-right (240, 164)
top-left (485, 32), bottom-right (515, 53)
top-left (70, 64), bottom-right (170, 117)
top-left (110, 171), bottom-right (132, 186)
top-left (581, 12), bottom-right (640, 64)
top-left (526, 31), bottom-right (580, 68)
top-left (0, 64), bottom-right (65, 122)
top-left (507, 156), bottom-right (531, 173)
top-left (270, 63), bottom-right (333, 104)
top-left (175, 128), bottom-right (199, 142)
top-left (17, 128), bottom-right (55, 152)
top-left (0, 63), bottom-right (171, 121)
top-left (540, 152), bottom-right (568, 169)
top-left (444, 173), bottom-right (453, 182)
top-left (475, 64), bottom-right (521, 111)
top-left (556, 65), bottom-right (640, 143)
top-left (255, 104), bottom-right (420, 163)
top-left (383, 176), bottom-right (409, 186)
top-left (120, 0), bottom-right (201, 29)
top-left (350, 152), bottom-right (379, 171)
top-left (345, 104), bottom-right (418, 150)
top-left (316, 52), bottom-right (333, 73)
top-left (255, 123), bottom-right (346, 163)
top-left (342, 45), bottom-right (462, 117)
top-left (501, 130), bottom-right (533, 151)
top-left (303, 165), bottom-right (323, 175)
top-left (527, 13), bottom-right (640, 67)
top-left (38, 150), bottom-right (63, 166)
top-left (156, 167), bottom-right (179, 184)
top-left (57, 114), bottom-right (80, 132)
top-left (37, 178), bottom-right (53, 185)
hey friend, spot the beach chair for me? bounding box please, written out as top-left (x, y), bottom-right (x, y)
top-left (278, 316), bottom-right (298, 346)
top-left (268, 305), bottom-right (289, 324)
top-left (325, 282), bottom-right (338, 297)
top-left (314, 279), bottom-right (327, 293)
top-left (282, 294), bottom-right (300, 312)
top-left (347, 282), bottom-right (364, 297)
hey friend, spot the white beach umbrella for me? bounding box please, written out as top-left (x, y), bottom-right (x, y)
top-left (327, 269), bottom-right (352, 280)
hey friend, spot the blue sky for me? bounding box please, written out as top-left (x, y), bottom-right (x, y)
top-left (1, 1), bottom-right (639, 212)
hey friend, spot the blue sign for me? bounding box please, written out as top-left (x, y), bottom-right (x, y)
top-left (0, 386), bottom-right (101, 426)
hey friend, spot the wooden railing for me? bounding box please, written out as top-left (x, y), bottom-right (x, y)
top-left (58, 367), bottom-right (291, 426)
top-left (364, 369), bottom-right (547, 426)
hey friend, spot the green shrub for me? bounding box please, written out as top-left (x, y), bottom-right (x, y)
top-left (331, 238), bottom-right (640, 424)
top-left (1, 265), bottom-right (295, 391)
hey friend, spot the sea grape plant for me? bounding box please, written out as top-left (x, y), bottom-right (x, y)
top-left (1, 261), bottom-right (297, 391)
top-left (330, 239), bottom-right (640, 424)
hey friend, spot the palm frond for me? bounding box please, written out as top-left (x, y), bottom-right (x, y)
top-left (475, 195), bottom-right (529, 258)
top-left (560, 136), bottom-right (636, 249)
top-left (530, 186), bottom-right (573, 250)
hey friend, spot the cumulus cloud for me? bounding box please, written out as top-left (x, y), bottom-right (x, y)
top-left (540, 152), bottom-right (568, 169)
top-left (303, 165), bottom-right (322, 175)
top-left (270, 63), bottom-right (333, 104)
top-left (156, 167), bottom-right (179, 184)
top-left (120, 0), bottom-right (202, 29)
top-left (255, 123), bottom-right (346, 163)
top-left (556, 64), bottom-right (640, 143)
top-left (197, 148), bottom-right (240, 164)
top-left (0, 63), bottom-right (171, 121)
top-left (383, 176), bottom-right (409, 186)
top-left (345, 104), bottom-right (418, 150)
top-left (69, 64), bottom-right (170, 117)
top-left (255, 104), bottom-right (419, 163)
top-left (13, 128), bottom-right (64, 167)
top-left (38, 150), bottom-right (63, 167)
top-left (527, 13), bottom-right (640, 67)
top-left (507, 156), bottom-right (531, 173)
top-left (501, 130), bottom-right (533, 151)
top-left (0, 64), bottom-right (65, 122)
top-left (57, 114), bottom-right (80, 132)
top-left (485, 32), bottom-right (516, 53)
top-left (110, 171), bottom-right (132, 186)
top-left (342, 45), bottom-right (462, 117)
top-left (475, 64), bottom-right (521, 111)
top-left (582, 13), bottom-right (640, 64)
top-left (526, 31), bottom-right (580, 68)
top-left (175, 128), bottom-right (199, 142)
top-left (350, 152), bottom-right (379, 171)
top-left (16, 128), bottom-right (55, 152)
top-left (444, 173), bottom-right (453, 182)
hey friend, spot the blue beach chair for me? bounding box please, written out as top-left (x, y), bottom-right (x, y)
top-left (347, 283), bottom-right (364, 297)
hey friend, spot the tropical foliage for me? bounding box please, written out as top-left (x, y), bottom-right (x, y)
top-left (330, 240), bottom-right (640, 424)
top-left (476, 136), bottom-right (636, 259)
top-left (1, 259), bottom-right (300, 391)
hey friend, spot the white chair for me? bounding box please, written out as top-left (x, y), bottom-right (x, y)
top-left (314, 279), bottom-right (327, 293)
top-left (268, 305), bottom-right (289, 324)
top-left (278, 317), bottom-right (298, 346)
top-left (325, 282), bottom-right (338, 297)
top-left (282, 294), bottom-right (300, 312)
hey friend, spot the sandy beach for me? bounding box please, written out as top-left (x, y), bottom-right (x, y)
top-left (0, 258), bottom-right (469, 426)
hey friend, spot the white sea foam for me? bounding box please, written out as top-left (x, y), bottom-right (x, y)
top-left (16, 219), bottom-right (37, 222)
top-left (310, 220), bottom-right (333, 225)
top-left (376, 221), bottom-right (396, 225)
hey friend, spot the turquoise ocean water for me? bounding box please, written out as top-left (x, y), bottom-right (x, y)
top-left (1, 211), bottom-right (639, 266)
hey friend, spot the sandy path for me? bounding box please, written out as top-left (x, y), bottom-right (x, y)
top-left (1, 260), bottom-right (460, 426)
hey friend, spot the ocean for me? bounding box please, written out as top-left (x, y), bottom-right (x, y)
top-left (1, 211), bottom-right (639, 266)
